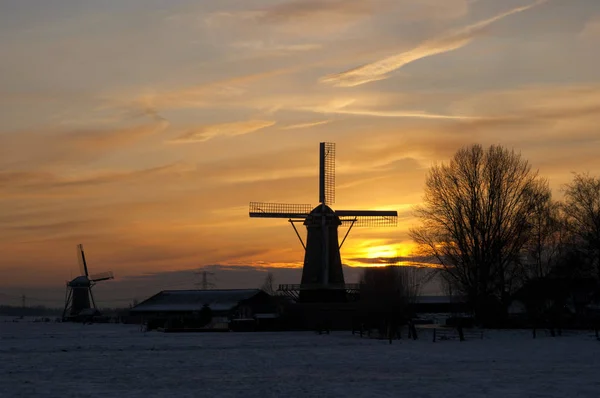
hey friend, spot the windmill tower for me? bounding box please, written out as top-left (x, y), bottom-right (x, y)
top-left (63, 244), bottom-right (114, 321)
top-left (250, 142), bottom-right (398, 303)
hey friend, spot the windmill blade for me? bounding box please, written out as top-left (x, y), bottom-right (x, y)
top-left (335, 210), bottom-right (398, 227)
top-left (89, 271), bottom-right (114, 282)
top-left (319, 142), bottom-right (335, 205)
top-left (249, 202), bottom-right (312, 219)
top-left (76, 244), bottom-right (89, 277)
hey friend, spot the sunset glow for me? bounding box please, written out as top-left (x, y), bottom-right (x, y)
top-left (1, 0), bottom-right (600, 304)
top-left (365, 246), bottom-right (398, 260)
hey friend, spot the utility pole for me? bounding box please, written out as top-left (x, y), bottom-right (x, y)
top-left (195, 270), bottom-right (215, 290)
top-left (21, 294), bottom-right (26, 318)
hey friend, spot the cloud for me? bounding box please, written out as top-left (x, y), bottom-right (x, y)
top-left (230, 41), bottom-right (322, 55)
top-left (579, 16), bottom-right (600, 41)
top-left (0, 120), bottom-right (169, 169)
top-left (258, 0), bottom-right (380, 24)
top-left (255, 0), bottom-right (470, 28)
top-left (321, 0), bottom-right (548, 87)
top-left (281, 120), bottom-right (332, 130)
top-left (202, 0), bottom-right (388, 39)
top-left (305, 106), bottom-right (479, 120)
top-left (347, 255), bottom-right (438, 267)
top-left (397, 0), bottom-right (470, 21)
top-left (283, 95), bottom-right (477, 119)
top-left (448, 84), bottom-right (600, 121)
top-left (115, 68), bottom-right (298, 114)
top-left (0, 263), bottom-right (382, 306)
top-left (64, 120), bottom-right (170, 150)
top-left (170, 120), bottom-right (276, 143)
top-left (242, 91), bottom-right (479, 120)
top-left (0, 162), bottom-right (191, 200)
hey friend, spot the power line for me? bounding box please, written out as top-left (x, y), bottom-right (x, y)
top-left (195, 270), bottom-right (216, 290)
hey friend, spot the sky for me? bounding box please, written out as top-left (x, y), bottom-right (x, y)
top-left (1, 0), bottom-right (600, 306)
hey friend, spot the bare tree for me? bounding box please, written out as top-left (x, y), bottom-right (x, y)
top-left (261, 272), bottom-right (276, 295)
top-left (410, 144), bottom-right (550, 321)
top-left (525, 191), bottom-right (565, 279)
top-left (562, 172), bottom-right (600, 278)
top-left (360, 266), bottom-right (421, 307)
top-left (357, 266), bottom-right (422, 341)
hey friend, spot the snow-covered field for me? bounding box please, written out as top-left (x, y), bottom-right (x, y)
top-left (1, 318), bottom-right (599, 398)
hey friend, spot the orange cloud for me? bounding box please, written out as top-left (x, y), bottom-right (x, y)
top-left (3, 83), bottom-right (600, 290)
top-left (0, 120), bottom-right (169, 169)
top-left (202, 0), bottom-right (384, 38)
top-left (123, 68), bottom-right (298, 113)
top-left (580, 16), bottom-right (600, 41)
top-left (170, 120), bottom-right (276, 143)
top-left (258, 0), bottom-right (381, 24)
top-left (321, 0), bottom-right (548, 87)
top-left (281, 120), bottom-right (332, 130)
top-left (230, 41), bottom-right (323, 55)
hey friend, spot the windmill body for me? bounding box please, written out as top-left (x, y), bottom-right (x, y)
top-left (250, 142), bottom-right (398, 303)
top-left (301, 205), bottom-right (344, 287)
top-left (63, 244), bottom-right (114, 321)
top-left (299, 205), bottom-right (346, 302)
top-left (67, 276), bottom-right (92, 316)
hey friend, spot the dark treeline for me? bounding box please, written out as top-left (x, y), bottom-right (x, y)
top-left (0, 305), bottom-right (130, 318)
top-left (404, 144), bottom-right (600, 328)
top-left (0, 305), bottom-right (62, 317)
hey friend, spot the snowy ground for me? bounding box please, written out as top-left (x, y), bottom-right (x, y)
top-left (1, 318), bottom-right (599, 397)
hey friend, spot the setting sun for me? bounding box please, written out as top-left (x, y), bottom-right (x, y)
top-left (365, 245), bottom-right (398, 259)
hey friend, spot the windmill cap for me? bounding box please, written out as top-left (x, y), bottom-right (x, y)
top-left (304, 204), bottom-right (341, 226)
top-left (68, 275), bottom-right (91, 287)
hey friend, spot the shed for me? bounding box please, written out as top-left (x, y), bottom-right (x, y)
top-left (130, 289), bottom-right (280, 331)
top-left (412, 295), bottom-right (469, 314)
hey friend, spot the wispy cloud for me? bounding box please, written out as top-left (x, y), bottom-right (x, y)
top-left (231, 41), bottom-right (322, 54)
top-left (281, 120), bottom-right (332, 130)
top-left (170, 120), bottom-right (276, 143)
top-left (321, 0), bottom-right (548, 87)
top-left (114, 68), bottom-right (298, 115)
top-left (579, 16), bottom-right (600, 41)
top-left (307, 106), bottom-right (479, 120)
top-left (258, 0), bottom-right (381, 24)
top-left (0, 163), bottom-right (190, 199)
top-left (0, 120), bottom-right (169, 169)
top-left (203, 0), bottom-right (386, 38)
top-left (298, 98), bottom-right (478, 119)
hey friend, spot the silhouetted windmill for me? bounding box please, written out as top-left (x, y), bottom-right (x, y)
top-left (62, 244), bottom-right (114, 321)
top-left (250, 142), bottom-right (398, 302)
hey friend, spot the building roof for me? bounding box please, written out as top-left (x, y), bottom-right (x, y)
top-left (414, 295), bottom-right (467, 304)
top-left (130, 289), bottom-right (265, 313)
top-left (68, 276), bottom-right (91, 287)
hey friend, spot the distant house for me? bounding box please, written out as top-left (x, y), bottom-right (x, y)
top-left (130, 289), bottom-right (280, 331)
top-left (509, 276), bottom-right (600, 326)
top-left (412, 295), bottom-right (469, 315)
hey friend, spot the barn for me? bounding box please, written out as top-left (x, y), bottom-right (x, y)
top-left (129, 289), bottom-right (281, 332)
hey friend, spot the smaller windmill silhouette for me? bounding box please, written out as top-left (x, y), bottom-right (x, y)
top-left (62, 244), bottom-right (114, 321)
top-left (250, 142), bottom-right (398, 302)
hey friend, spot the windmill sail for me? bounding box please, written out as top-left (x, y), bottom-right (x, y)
top-left (77, 244), bottom-right (89, 277)
top-left (319, 142), bottom-right (335, 205)
top-left (249, 142), bottom-right (399, 303)
top-left (249, 202), bottom-right (312, 219)
top-left (64, 244), bottom-right (114, 321)
top-left (335, 210), bottom-right (398, 227)
top-left (89, 271), bottom-right (114, 282)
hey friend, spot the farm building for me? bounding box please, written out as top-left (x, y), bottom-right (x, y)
top-left (129, 289), bottom-right (281, 331)
top-left (413, 295), bottom-right (469, 314)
